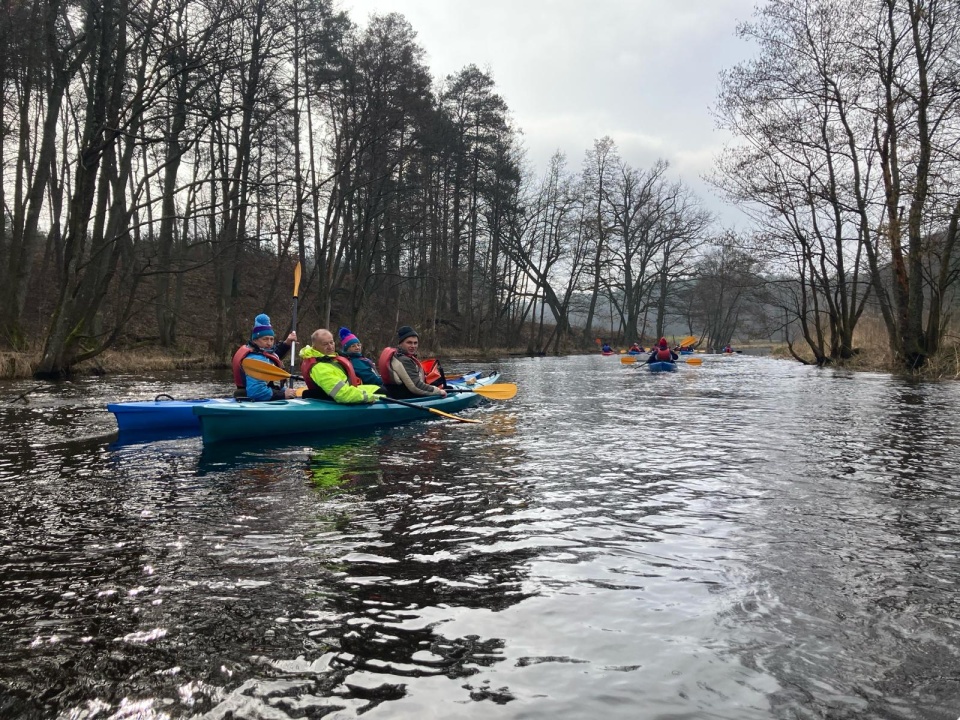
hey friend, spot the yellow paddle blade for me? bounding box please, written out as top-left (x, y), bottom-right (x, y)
top-left (469, 383), bottom-right (517, 400)
top-left (241, 357), bottom-right (293, 381)
top-left (678, 335), bottom-right (697, 348)
top-left (621, 356), bottom-right (637, 364)
top-left (426, 406), bottom-right (482, 422)
top-left (685, 357), bottom-right (703, 365)
top-left (293, 261), bottom-right (302, 297)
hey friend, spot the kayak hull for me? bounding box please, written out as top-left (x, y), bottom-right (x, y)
top-left (648, 361), bottom-right (678, 373)
top-left (195, 392), bottom-right (483, 444)
top-left (107, 371), bottom-right (498, 435)
top-left (108, 398), bottom-right (236, 432)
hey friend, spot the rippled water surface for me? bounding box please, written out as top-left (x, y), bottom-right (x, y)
top-left (2, 355), bottom-right (960, 719)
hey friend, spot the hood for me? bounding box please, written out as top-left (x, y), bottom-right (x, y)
top-left (299, 345), bottom-right (332, 360)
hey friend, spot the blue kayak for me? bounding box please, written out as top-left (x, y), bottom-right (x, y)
top-left (108, 397), bottom-right (236, 432)
top-left (647, 361), bottom-right (678, 373)
top-left (194, 392), bottom-right (483, 444)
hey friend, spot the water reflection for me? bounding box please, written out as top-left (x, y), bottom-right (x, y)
top-left (2, 360), bottom-right (960, 718)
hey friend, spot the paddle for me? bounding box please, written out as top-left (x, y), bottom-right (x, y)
top-left (677, 335), bottom-right (697, 348)
top-left (242, 357), bottom-right (299, 382)
top-left (621, 355), bottom-right (701, 366)
top-left (378, 395), bottom-right (481, 423)
top-left (290, 261), bottom-right (301, 377)
top-left (242, 358), bottom-right (480, 424)
top-left (447, 383), bottom-right (518, 400)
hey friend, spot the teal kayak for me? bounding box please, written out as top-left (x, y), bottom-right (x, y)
top-left (194, 392), bottom-right (483, 444)
top-left (108, 371), bottom-right (499, 436)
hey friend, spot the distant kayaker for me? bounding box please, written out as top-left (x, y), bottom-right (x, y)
top-left (338, 327), bottom-right (383, 387)
top-left (378, 326), bottom-right (447, 399)
top-left (231, 313), bottom-right (298, 401)
top-left (601, 342), bottom-right (614, 354)
top-left (299, 329), bottom-right (383, 404)
top-left (647, 337), bottom-right (678, 364)
top-left (628, 342), bottom-right (642, 354)
top-left (723, 344), bottom-right (733, 353)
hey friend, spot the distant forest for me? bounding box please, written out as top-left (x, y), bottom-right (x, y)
top-left (2, 0), bottom-right (959, 377)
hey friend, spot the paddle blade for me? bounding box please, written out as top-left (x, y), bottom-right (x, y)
top-left (620, 356), bottom-right (637, 364)
top-left (293, 261), bottom-right (302, 298)
top-left (242, 357), bottom-right (293, 382)
top-left (685, 357), bottom-right (703, 365)
top-left (428, 406), bottom-right (482, 423)
top-left (678, 335), bottom-right (697, 348)
top-left (470, 383), bottom-right (517, 400)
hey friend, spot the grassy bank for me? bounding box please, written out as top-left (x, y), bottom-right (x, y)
top-left (0, 345), bottom-right (526, 380)
top-left (766, 317), bottom-right (960, 379)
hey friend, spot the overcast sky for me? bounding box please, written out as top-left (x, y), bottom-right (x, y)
top-left (341, 0), bottom-right (760, 226)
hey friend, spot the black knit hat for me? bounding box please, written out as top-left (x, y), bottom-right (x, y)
top-left (397, 325), bottom-right (419, 342)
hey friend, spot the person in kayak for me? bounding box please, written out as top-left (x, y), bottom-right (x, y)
top-left (647, 337), bottom-right (678, 364)
top-left (628, 342), bottom-right (642, 354)
top-left (338, 327), bottom-right (383, 387)
top-left (378, 326), bottom-right (447, 399)
top-left (299, 329), bottom-right (383, 403)
top-left (723, 344), bottom-right (734, 353)
top-left (232, 313), bottom-right (298, 401)
top-left (601, 342), bottom-right (613, 354)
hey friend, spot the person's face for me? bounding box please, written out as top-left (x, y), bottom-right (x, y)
top-left (400, 336), bottom-right (419, 355)
top-left (317, 331), bottom-right (336, 355)
top-left (254, 335), bottom-right (274, 349)
top-left (347, 342), bottom-right (362, 354)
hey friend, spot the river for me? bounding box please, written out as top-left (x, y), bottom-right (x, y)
top-left (1, 354), bottom-right (959, 719)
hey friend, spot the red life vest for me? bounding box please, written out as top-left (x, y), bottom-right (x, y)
top-left (301, 354), bottom-right (361, 393)
top-left (232, 345), bottom-right (283, 388)
top-left (656, 346), bottom-right (673, 361)
top-left (378, 347), bottom-right (424, 385)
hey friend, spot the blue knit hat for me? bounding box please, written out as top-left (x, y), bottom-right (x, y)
top-left (339, 327), bottom-right (360, 350)
top-left (251, 313), bottom-right (274, 341)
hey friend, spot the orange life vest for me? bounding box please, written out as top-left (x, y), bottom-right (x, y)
top-left (378, 347), bottom-right (424, 385)
top-left (301, 354), bottom-right (361, 394)
top-left (420, 357), bottom-right (442, 385)
top-left (656, 346), bottom-right (673, 361)
top-left (232, 345), bottom-right (283, 388)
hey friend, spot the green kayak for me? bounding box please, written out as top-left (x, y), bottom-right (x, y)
top-left (193, 392), bottom-right (483, 444)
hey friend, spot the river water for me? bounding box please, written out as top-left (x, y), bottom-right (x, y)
top-left (1, 354), bottom-right (959, 719)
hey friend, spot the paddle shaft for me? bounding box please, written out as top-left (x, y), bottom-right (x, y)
top-left (379, 396), bottom-right (480, 423)
top-left (290, 262), bottom-right (302, 379)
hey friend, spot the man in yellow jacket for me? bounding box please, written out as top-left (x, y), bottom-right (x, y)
top-left (298, 329), bottom-right (382, 403)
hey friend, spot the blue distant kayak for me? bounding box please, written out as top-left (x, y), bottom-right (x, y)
top-left (647, 361), bottom-right (678, 373)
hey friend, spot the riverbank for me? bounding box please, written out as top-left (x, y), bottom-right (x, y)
top-left (0, 345), bottom-right (528, 380)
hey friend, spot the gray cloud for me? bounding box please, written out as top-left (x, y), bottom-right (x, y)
top-left (344, 0), bottom-right (758, 224)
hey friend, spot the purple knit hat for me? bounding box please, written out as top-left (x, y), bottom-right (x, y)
top-left (338, 327), bottom-right (360, 350)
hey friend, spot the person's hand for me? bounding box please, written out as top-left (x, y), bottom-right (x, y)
top-left (284, 388), bottom-right (298, 399)
top-left (285, 331), bottom-right (297, 343)
top-left (437, 388), bottom-right (447, 398)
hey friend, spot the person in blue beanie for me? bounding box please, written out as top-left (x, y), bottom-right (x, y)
top-left (338, 327), bottom-right (383, 387)
top-left (231, 314), bottom-right (298, 401)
